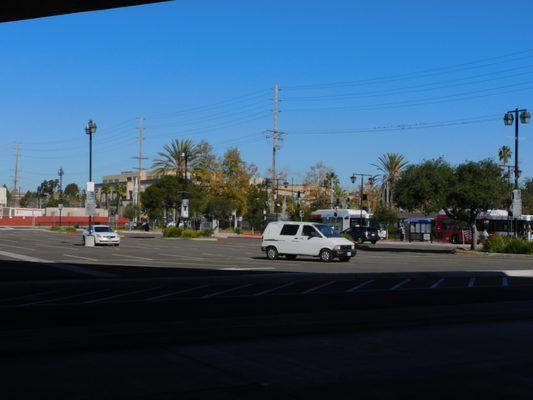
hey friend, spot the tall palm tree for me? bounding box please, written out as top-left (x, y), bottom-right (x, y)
top-left (101, 183), bottom-right (111, 209)
top-left (372, 153), bottom-right (408, 207)
top-left (113, 182), bottom-right (127, 211)
top-left (498, 145), bottom-right (512, 166)
top-left (152, 139), bottom-right (200, 178)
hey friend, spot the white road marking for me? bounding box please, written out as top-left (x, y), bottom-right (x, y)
top-left (468, 277), bottom-right (476, 288)
top-left (0, 290), bottom-right (57, 303)
top-left (0, 243), bottom-right (36, 251)
top-left (202, 284), bottom-right (253, 299)
top-left (302, 280), bottom-right (336, 294)
top-left (346, 280), bottom-right (374, 293)
top-left (144, 285), bottom-right (209, 301)
top-left (112, 254), bottom-right (153, 261)
top-left (501, 270), bottom-right (533, 277)
top-left (0, 250), bottom-right (51, 263)
top-left (18, 289), bottom-right (111, 306)
top-left (389, 279), bottom-right (411, 291)
top-left (502, 277), bottom-right (509, 287)
top-left (159, 253), bottom-right (206, 261)
top-left (84, 286), bottom-right (162, 304)
top-left (63, 254), bottom-right (98, 262)
top-left (253, 282), bottom-right (295, 296)
top-left (430, 278), bottom-right (445, 289)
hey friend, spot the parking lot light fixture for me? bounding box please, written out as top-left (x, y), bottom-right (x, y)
top-left (503, 108), bottom-right (529, 189)
top-left (85, 119), bottom-right (97, 234)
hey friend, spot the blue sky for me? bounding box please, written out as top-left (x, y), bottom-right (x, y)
top-left (0, 0), bottom-right (532, 192)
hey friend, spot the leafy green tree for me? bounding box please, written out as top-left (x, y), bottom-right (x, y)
top-left (304, 162), bottom-right (337, 209)
top-left (20, 191), bottom-right (37, 208)
top-left (374, 205), bottom-right (399, 227)
top-left (446, 160), bottom-right (509, 250)
top-left (244, 184), bottom-right (269, 229)
top-left (220, 147), bottom-right (252, 214)
top-left (395, 158), bottom-right (455, 215)
top-left (205, 197), bottom-right (235, 221)
top-left (64, 183), bottom-right (79, 197)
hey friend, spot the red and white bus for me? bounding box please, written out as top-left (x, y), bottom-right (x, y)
top-left (435, 210), bottom-right (533, 243)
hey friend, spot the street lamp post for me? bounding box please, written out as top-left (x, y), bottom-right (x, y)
top-left (350, 173), bottom-right (375, 227)
top-left (503, 108), bottom-right (530, 189)
top-left (85, 120), bottom-right (97, 234)
top-left (58, 167), bottom-right (64, 227)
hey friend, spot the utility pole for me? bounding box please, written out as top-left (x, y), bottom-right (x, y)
top-left (133, 116), bottom-right (147, 222)
top-left (13, 142), bottom-right (20, 207)
top-left (268, 84), bottom-right (283, 216)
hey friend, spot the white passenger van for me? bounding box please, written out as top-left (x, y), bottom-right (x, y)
top-left (261, 221), bottom-right (356, 262)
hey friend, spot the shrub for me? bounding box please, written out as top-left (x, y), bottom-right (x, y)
top-left (65, 226), bottom-right (76, 233)
top-left (50, 226), bottom-right (61, 231)
top-left (181, 228), bottom-right (201, 238)
top-left (483, 236), bottom-right (533, 254)
top-left (163, 226), bottom-right (182, 238)
top-left (200, 228), bottom-right (213, 237)
top-left (233, 227), bottom-right (242, 235)
top-left (483, 236), bottom-right (508, 253)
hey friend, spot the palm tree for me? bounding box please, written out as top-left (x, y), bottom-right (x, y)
top-left (101, 183), bottom-right (111, 209)
top-left (152, 139), bottom-right (200, 178)
top-left (372, 153), bottom-right (408, 207)
top-left (498, 145), bottom-right (512, 166)
top-left (113, 183), bottom-right (127, 212)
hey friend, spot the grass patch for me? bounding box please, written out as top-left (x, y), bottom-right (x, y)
top-left (49, 226), bottom-right (62, 231)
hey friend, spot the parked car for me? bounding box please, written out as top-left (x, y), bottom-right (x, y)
top-left (83, 225), bottom-right (120, 246)
top-left (343, 226), bottom-right (380, 244)
top-left (261, 221), bottom-right (356, 262)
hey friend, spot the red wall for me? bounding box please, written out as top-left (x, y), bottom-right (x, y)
top-left (0, 216), bottom-right (129, 227)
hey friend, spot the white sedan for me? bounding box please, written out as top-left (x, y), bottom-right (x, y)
top-left (83, 225), bottom-right (120, 246)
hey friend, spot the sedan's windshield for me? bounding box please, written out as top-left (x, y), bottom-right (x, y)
top-left (314, 224), bottom-right (341, 238)
top-left (94, 227), bottom-right (113, 233)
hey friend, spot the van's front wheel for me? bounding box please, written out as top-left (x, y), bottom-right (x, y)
top-left (319, 249), bottom-right (332, 262)
top-left (266, 246), bottom-right (279, 260)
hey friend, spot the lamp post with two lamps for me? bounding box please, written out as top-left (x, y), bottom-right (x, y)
top-left (85, 120), bottom-right (97, 236)
top-left (503, 108), bottom-right (530, 190)
top-left (350, 173), bottom-right (377, 227)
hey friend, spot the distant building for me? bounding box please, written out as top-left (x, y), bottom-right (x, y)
top-left (0, 187), bottom-right (6, 207)
top-left (95, 170), bottom-right (160, 204)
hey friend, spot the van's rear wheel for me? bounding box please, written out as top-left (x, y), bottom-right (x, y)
top-left (286, 254), bottom-right (297, 260)
top-left (357, 237), bottom-right (364, 244)
top-left (266, 246), bottom-right (279, 260)
top-left (320, 249), bottom-right (332, 262)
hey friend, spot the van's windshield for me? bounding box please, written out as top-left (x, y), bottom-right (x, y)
top-left (314, 224), bottom-right (341, 238)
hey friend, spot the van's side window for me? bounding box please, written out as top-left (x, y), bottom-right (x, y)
top-left (302, 225), bottom-right (316, 237)
top-left (280, 224), bottom-right (299, 236)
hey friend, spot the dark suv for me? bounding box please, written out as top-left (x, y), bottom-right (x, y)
top-left (343, 226), bottom-right (380, 244)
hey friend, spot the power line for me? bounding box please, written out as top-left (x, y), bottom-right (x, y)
top-left (285, 49), bottom-right (533, 91)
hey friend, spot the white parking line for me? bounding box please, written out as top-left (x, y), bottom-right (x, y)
top-left (18, 289), bottom-right (111, 306)
top-left (253, 282), bottom-right (295, 296)
top-left (0, 243), bottom-right (36, 251)
top-left (159, 253), bottom-right (206, 261)
top-left (346, 280), bottom-right (374, 293)
top-left (468, 277), bottom-right (476, 288)
top-left (112, 254), bottom-right (153, 261)
top-left (430, 278), bottom-right (445, 289)
top-left (202, 284), bottom-right (253, 299)
top-left (502, 277), bottom-right (509, 287)
top-left (144, 285), bottom-right (209, 301)
top-left (84, 287), bottom-right (162, 304)
top-left (0, 249), bottom-right (51, 263)
top-left (63, 254), bottom-right (98, 262)
top-left (389, 279), bottom-right (411, 291)
top-left (0, 290), bottom-right (57, 304)
top-left (302, 280), bottom-right (336, 294)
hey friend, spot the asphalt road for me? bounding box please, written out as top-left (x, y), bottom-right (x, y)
top-left (2, 230), bottom-right (533, 399)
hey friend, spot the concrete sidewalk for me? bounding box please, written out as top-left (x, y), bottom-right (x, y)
top-left (359, 240), bottom-right (462, 253)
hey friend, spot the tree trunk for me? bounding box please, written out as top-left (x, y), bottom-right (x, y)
top-left (470, 223), bottom-right (478, 251)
